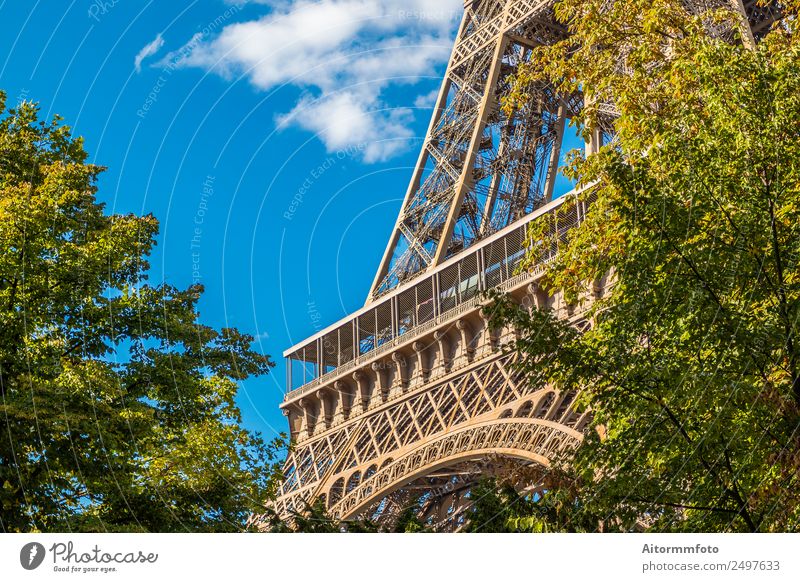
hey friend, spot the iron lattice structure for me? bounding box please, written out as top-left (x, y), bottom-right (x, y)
top-left (368, 0), bottom-right (777, 303)
top-left (252, 0), bottom-right (781, 532)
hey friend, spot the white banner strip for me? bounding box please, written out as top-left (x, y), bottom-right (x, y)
top-left (1, 533), bottom-right (798, 581)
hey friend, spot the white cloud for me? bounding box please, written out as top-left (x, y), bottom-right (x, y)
top-left (277, 92), bottom-right (415, 162)
top-left (135, 33), bottom-right (165, 73)
top-left (414, 88), bottom-right (440, 109)
top-left (167, 0), bottom-right (462, 161)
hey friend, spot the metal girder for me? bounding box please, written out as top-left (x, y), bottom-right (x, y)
top-left (367, 0), bottom-right (780, 303)
top-left (369, 0), bottom-right (574, 302)
top-left (260, 0), bottom-right (785, 533)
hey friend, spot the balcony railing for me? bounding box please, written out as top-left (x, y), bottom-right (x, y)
top-left (283, 185), bottom-right (592, 402)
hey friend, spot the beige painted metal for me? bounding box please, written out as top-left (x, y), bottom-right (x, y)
top-left (432, 33), bottom-right (510, 268)
top-left (254, 197), bottom-right (609, 529)
top-left (367, 0), bottom-right (777, 303)
top-left (369, 0), bottom-right (573, 302)
top-left (257, 0), bottom-right (781, 532)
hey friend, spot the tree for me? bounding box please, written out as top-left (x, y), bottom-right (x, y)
top-left (0, 93), bottom-right (285, 532)
top-left (258, 498), bottom-right (427, 533)
top-left (463, 478), bottom-right (536, 533)
top-left (492, 0), bottom-right (800, 531)
top-left (463, 474), bottom-right (600, 533)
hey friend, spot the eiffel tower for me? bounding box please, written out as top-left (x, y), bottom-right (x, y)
top-left (253, 0), bottom-right (778, 531)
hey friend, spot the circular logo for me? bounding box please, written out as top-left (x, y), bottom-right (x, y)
top-left (20, 542), bottom-right (46, 570)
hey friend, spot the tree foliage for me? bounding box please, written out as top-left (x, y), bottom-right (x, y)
top-left (256, 499), bottom-right (427, 533)
top-left (493, 0), bottom-right (800, 531)
top-left (463, 473), bottom-right (603, 533)
top-left (0, 94), bottom-right (285, 532)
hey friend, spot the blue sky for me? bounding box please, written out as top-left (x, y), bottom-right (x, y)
top-left (0, 0), bottom-right (465, 439)
top-left (2, 0), bottom-right (583, 444)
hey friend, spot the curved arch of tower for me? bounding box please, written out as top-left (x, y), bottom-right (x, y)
top-left (250, 0), bottom-right (780, 531)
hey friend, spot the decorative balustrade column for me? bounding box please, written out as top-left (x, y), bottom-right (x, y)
top-left (334, 380), bottom-right (351, 423)
top-left (412, 342), bottom-right (431, 385)
top-left (433, 330), bottom-right (452, 375)
top-left (456, 319), bottom-right (475, 368)
top-left (391, 352), bottom-right (409, 394)
top-left (372, 361), bottom-right (390, 402)
top-left (479, 308), bottom-right (499, 356)
top-left (352, 370), bottom-right (371, 412)
top-left (299, 396), bottom-right (316, 439)
top-left (526, 283), bottom-right (548, 312)
top-left (316, 389), bottom-right (333, 429)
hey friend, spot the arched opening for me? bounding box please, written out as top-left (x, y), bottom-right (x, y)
top-left (515, 401), bottom-right (533, 417)
top-left (533, 392), bottom-right (555, 419)
top-left (328, 478), bottom-right (345, 506)
top-left (346, 471), bottom-right (362, 493)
